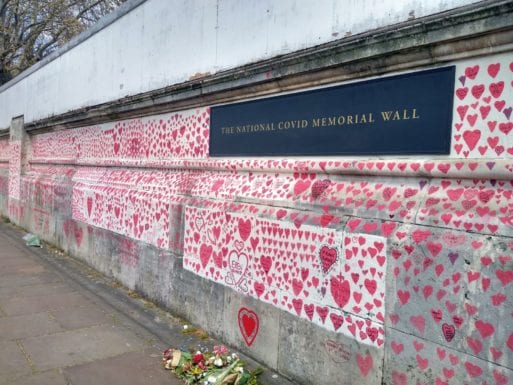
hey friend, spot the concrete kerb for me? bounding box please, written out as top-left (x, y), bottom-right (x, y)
top-left (0, 221), bottom-right (296, 385)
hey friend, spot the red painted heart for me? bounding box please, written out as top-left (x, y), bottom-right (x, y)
top-left (487, 63), bottom-right (500, 78)
top-left (356, 353), bottom-right (373, 377)
top-left (199, 243), bottom-right (213, 268)
top-left (319, 245), bottom-right (338, 274)
top-left (465, 65), bottom-right (479, 79)
top-left (238, 218), bottom-right (252, 241)
top-left (330, 275), bottom-right (351, 309)
top-left (442, 323), bottom-right (455, 342)
top-left (311, 179), bottom-right (331, 199)
top-left (86, 197), bottom-right (93, 217)
top-left (238, 307), bottom-right (259, 347)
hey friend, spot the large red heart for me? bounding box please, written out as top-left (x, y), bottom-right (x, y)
top-left (330, 275), bottom-right (351, 308)
top-left (238, 218), bottom-right (251, 241)
top-left (238, 307), bottom-right (259, 347)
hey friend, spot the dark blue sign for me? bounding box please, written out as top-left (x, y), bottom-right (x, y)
top-left (209, 66), bottom-right (455, 156)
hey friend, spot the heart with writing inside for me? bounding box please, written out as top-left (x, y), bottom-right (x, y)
top-left (225, 250), bottom-right (248, 286)
top-left (238, 307), bottom-right (259, 347)
top-left (319, 245), bottom-right (338, 274)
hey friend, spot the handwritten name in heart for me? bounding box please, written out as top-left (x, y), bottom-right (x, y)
top-left (225, 250), bottom-right (249, 293)
top-left (319, 245), bottom-right (338, 274)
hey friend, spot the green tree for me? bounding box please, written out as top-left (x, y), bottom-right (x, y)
top-left (0, 0), bottom-right (126, 85)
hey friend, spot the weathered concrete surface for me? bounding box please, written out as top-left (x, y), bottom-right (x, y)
top-left (384, 328), bottom-right (513, 384)
top-left (222, 292), bottom-right (282, 370)
top-left (7, 116), bottom-right (27, 226)
top-left (277, 312), bottom-right (382, 385)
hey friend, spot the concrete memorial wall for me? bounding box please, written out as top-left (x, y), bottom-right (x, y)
top-left (0, 1), bottom-right (512, 384)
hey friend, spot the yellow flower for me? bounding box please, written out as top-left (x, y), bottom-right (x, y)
top-left (193, 366), bottom-right (202, 375)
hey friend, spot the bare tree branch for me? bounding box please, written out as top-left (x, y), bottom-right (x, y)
top-left (0, 0), bottom-right (126, 84)
top-left (0, 0), bottom-right (14, 18)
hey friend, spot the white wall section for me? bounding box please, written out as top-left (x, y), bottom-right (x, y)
top-left (0, 0), bottom-right (482, 128)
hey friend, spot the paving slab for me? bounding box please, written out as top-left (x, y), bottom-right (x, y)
top-left (0, 262), bottom-right (46, 276)
top-left (0, 312), bottom-right (63, 341)
top-left (0, 282), bottom-right (73, 300)
top-left (21, 324), bottom-right (145, 371)
top-left (0, 248), bottom-right (32, 259)
top-left (0, 256), bottom-right (38, 268)
top-left (65, 349), bottom-right (182, 385)
top-left (0, 291), bottom-right (92, 316)
top-left (0, 255), bottom-right (34, 266)
top-left (0, 272), bottom-right (61, 289)
top-left (50, 305), bottom-right (113, 330)
top-left (0, 341), bottom-right (31, 383)
top-left (3, 370), bottom-right (68, 385)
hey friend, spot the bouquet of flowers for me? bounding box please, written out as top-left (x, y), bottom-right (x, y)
top-left (162, 345), bottom-right (263, 385)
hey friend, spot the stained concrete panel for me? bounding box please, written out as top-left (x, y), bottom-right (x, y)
top-left (89, 226), bottom-right (115, 277)
top-left (277, 311), bottom-right (383, 385)
top-left (110, 233), bottom-right (141, 290)
top-left (385, 224), bottom-right (513, 369)
top-left (155, 249), bottom-right (179, 308)
top-left (170, 267), bottom-right (226, 340)
top-left (55, 218), bottom-right (91, 262)
top-left (222, 290), bottom-right (281, 370)
top-left (135, 242), bottom-right (160, 301)
top-left (384, 328), bottom-right (513, 384)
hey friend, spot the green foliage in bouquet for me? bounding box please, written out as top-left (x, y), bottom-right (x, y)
top-left (163, 345), bottom-right (263, 385)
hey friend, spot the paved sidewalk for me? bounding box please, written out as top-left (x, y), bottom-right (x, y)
top-left (0, 223), bottom-right (181, 385)
top-left (0, 222), bottom-right (294, 385)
